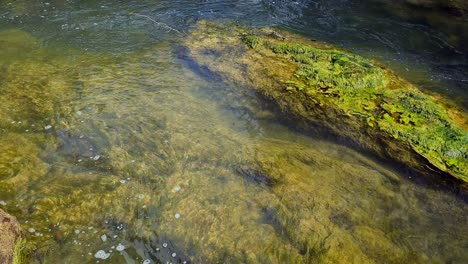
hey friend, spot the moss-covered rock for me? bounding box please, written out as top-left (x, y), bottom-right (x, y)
top-left (0, 209), bottom-right (23, 264)
top-left (184, 21), bottom-right (468, 185)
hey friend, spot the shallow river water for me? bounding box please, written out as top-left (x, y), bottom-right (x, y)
top-left (0, 1), bottom-right (467, 263)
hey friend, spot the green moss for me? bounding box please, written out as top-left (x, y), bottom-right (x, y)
top-left (240, 34), bottom-right (467, 182)
top-left (12, 238), bottom-right (26, 264)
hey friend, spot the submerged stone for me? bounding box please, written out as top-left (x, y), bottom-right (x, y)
top-left (184, 20), bottom-right (468, 186)
top-left (94, 250), bottom-right (110, 259)
top-left (116, 243), bottom-right (125, 251)
top-left (0, 209), bottom-right (23, 264)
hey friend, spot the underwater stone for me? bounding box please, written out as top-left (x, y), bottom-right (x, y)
top-left (116, 243), bottom-right (125, 251)
top-left (100, 234), bottom-right (107, 242)
top-left (175, 213), bottom-right (181, 219)
top-left (143, 260), bottom-right (151, 264)
top-left (184, 20), bottom-right (468, 186)
top-left (44, 125), bottom-right (52, 130)
top-left (0, 209), bottom-right (22, 264)
top-left (0, 201), bottom-right (6, 206)
top-left (27, 228), bottom-right (35, 233)
top-left (94, 250), bottom-right (110, 260)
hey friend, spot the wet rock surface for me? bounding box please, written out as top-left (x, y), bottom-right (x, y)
top-left (184, 20), bottom-right (468, 187)
top-left (0, 209), bottom-right (22, 264)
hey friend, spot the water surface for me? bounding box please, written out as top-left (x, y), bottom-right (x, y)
top-left (0, 1), bottom-right (467, 263)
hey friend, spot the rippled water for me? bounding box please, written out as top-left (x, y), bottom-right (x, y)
top-left (0, 1), bottom-right (467, 263)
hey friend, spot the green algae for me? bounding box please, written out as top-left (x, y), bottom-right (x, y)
top-left (0, 26), bottom-right (467, 264)
top-left (243, 34), bottom-right (468, 181)
top-left (185, 20), bottom-right (468, 184)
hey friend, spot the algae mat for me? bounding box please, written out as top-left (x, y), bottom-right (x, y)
top-left (0, 27), bottom-right (467, 263)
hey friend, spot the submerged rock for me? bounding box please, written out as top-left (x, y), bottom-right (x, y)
top-left (0, 209), bottom-right (23, 264)
top-left (184, 21), bottom-right (468, 186)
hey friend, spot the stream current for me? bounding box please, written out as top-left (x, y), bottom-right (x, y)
top-left (0, 1), bottom-right (467, 263)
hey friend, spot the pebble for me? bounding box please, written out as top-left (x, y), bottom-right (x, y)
top-left (44, 125), bottom-right (52, 130)
top-left (93, 155), bottom-right (101, 161)
top-left (0, 200), bottom-right (6, 206)
top-left (175, 213), bottom-right (180, 219)
top-left (101, 234), bottom-right (107, 242)
top-left (116, 243), bottom-right (125, 251)
top-left (138, 194), bottom-right (145, 199)
top-left (173, 186), bottom-right (181, 192)
top-left (162, 243), bottom-right (168, 248)
top-left (143, 260), bottom-right (151, 264)
top-left (120, 180), bottom-right (127, 184)
top-left (171, 253), bottom-right (177, 258)
top-left (75, 229), bottom-right (81, 234)
top-left (28, 228), bottom-right (36, 233)
top-left (94, 250), bottom-right (110, 260)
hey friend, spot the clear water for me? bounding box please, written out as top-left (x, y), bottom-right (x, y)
top-left (0, 1), bottom-right (466, 263)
